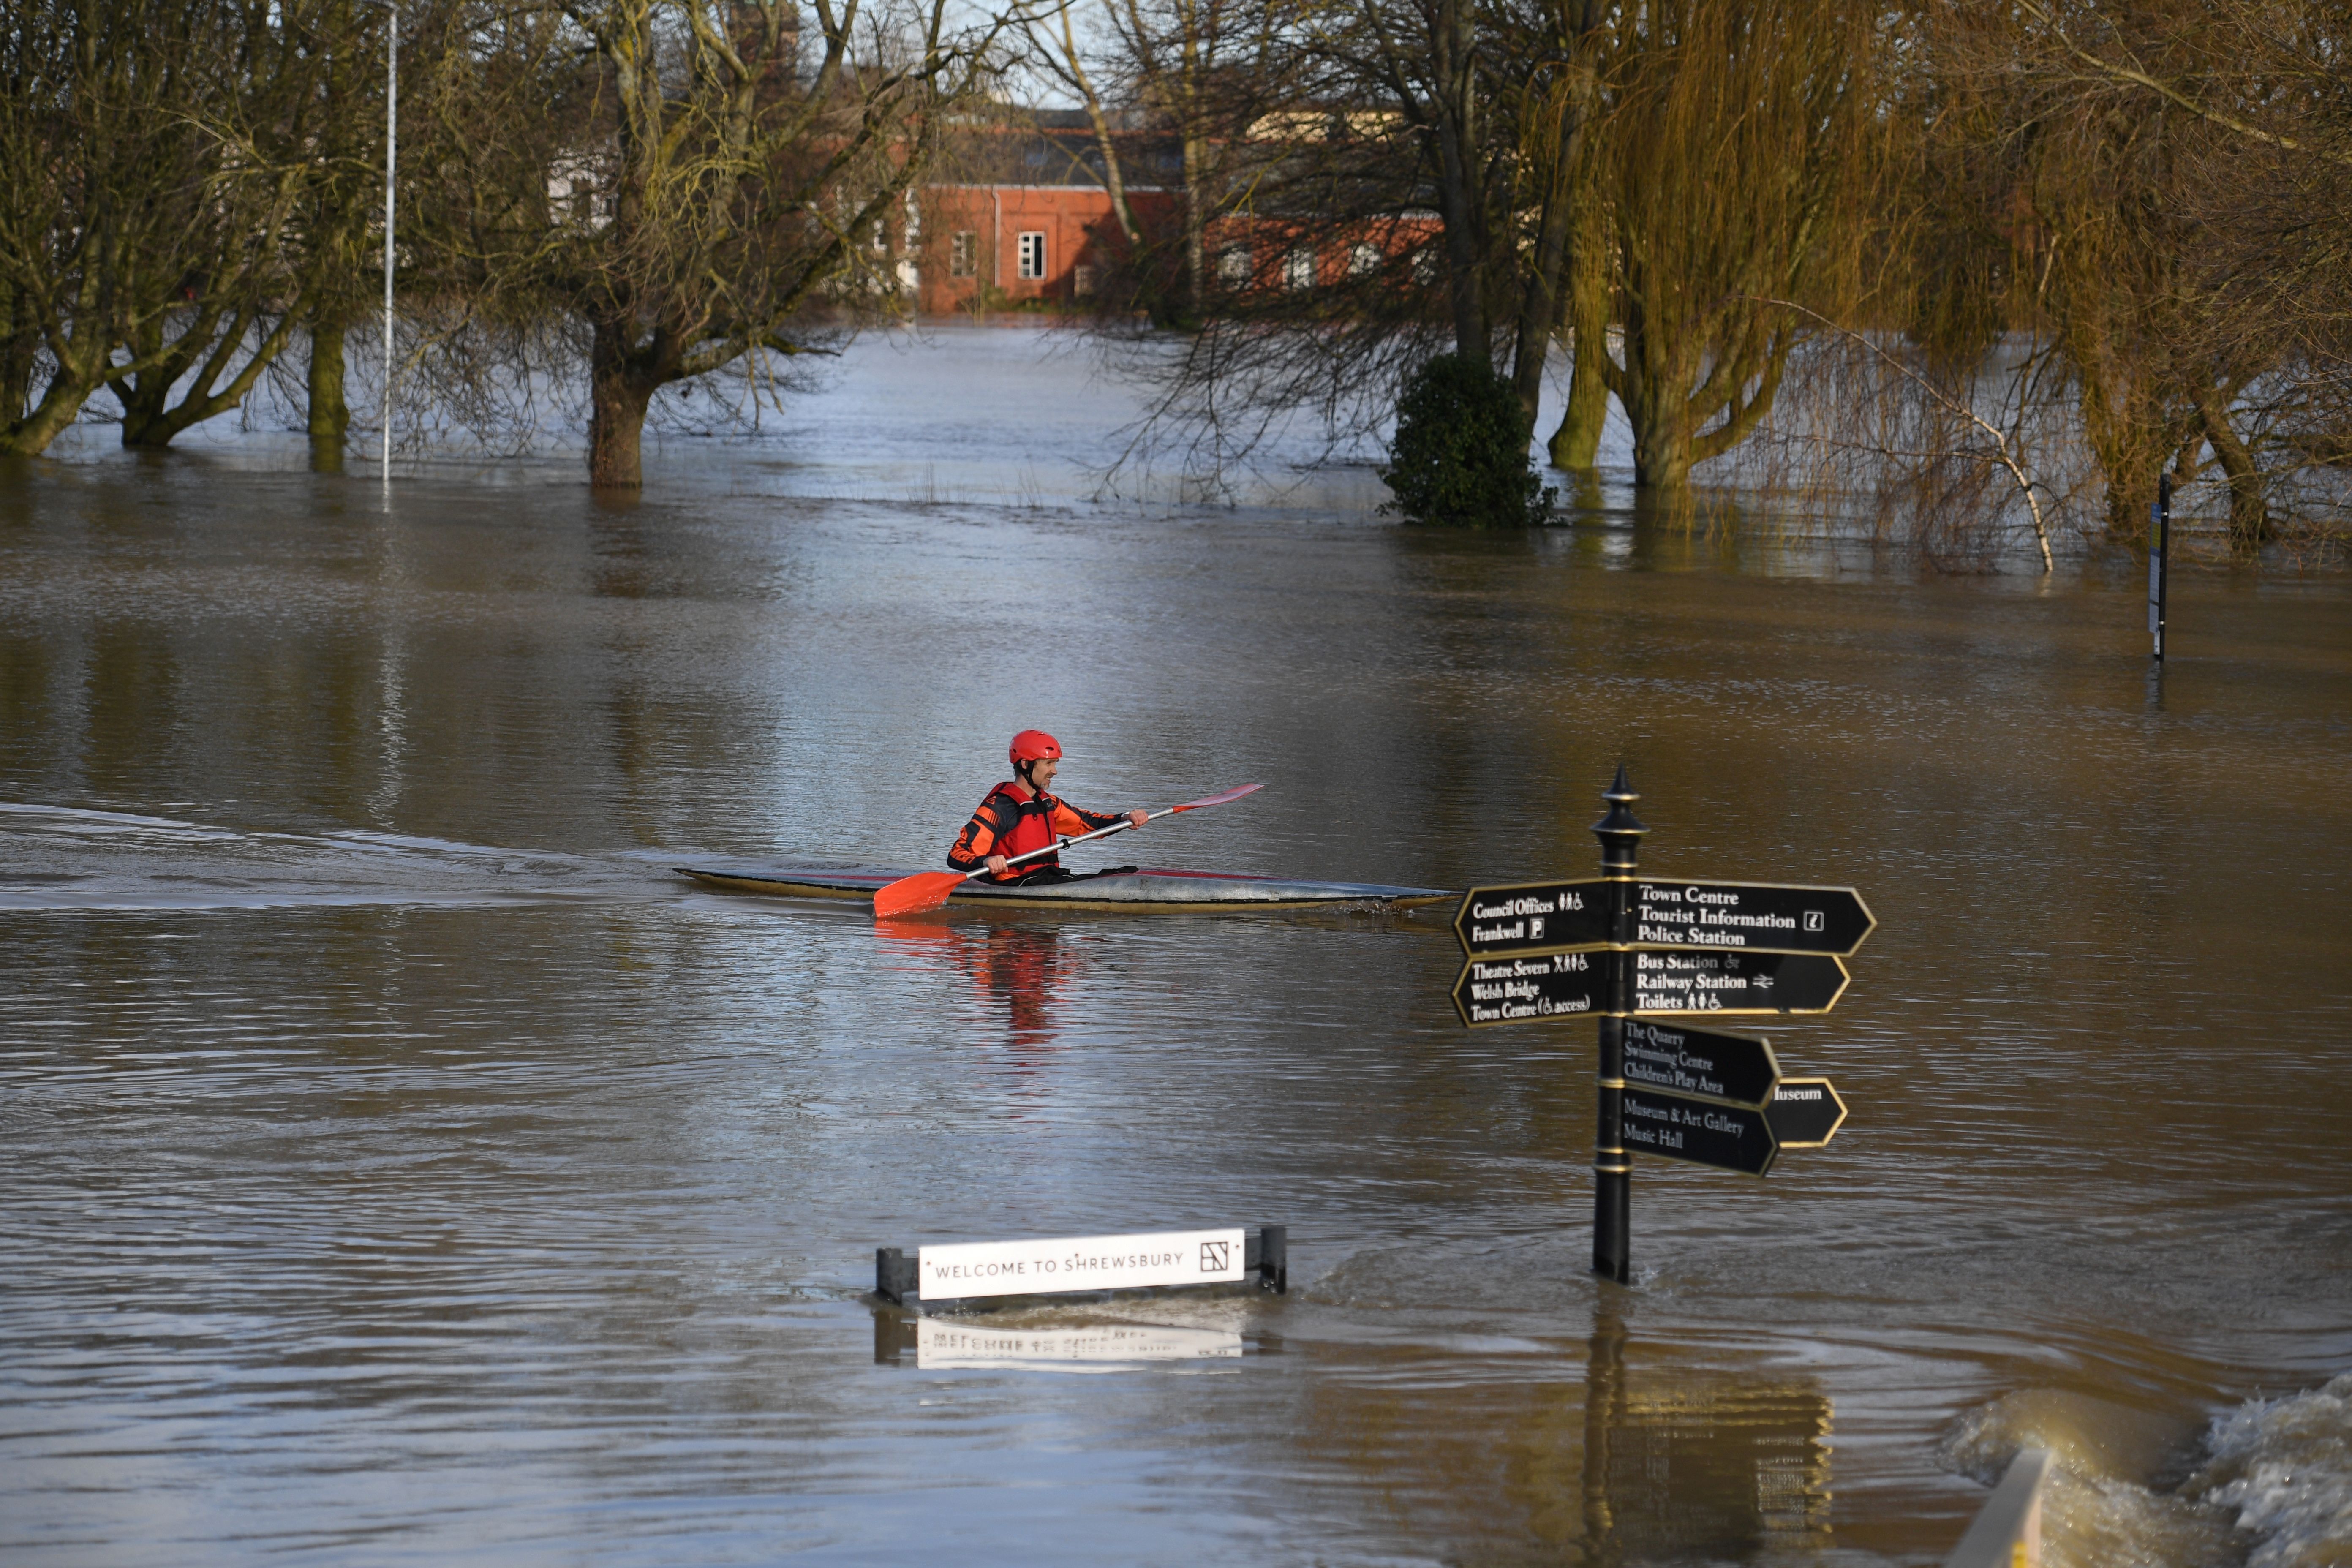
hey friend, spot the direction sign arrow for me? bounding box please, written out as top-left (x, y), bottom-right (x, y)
top-left (1451, 950), bottom-right (1605, 1026)
top-left (1452, 950), bottom-right (1848, 1028)
top-left (1763, 1078), bottom-right (1847, 1148)
top-left (1627, 880), bottom-right (1874, 956)
top-left (1628, 949), bottom-right (1849, 1015)
top-left (1620, 1087), bottom-right (1778, 1176)
top-left (1456, 879), bottom-right (1874, 959)
top-left (1622, 1021), bottom-right (1778, 1108)
top-left (1455, 880), bottom-right (1612, 958)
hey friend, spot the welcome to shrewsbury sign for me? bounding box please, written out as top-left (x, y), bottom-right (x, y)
top-left (876, 1226), bottom-right (1287, 1313)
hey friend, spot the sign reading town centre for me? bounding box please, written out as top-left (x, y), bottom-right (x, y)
top-left (1456, 879), bottom-right (1874, 959)
top-left (1451, 948), bottom-right (1849, 1026)
top-left (874, 1226), bottom-right (1288, 1313)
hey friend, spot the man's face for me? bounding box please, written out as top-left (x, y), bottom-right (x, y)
top-left (1025, 755), bottom-right (1060, 792)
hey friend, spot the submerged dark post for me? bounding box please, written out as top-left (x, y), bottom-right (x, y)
top-left (1592, 766), bottom-right (1646, 1283)
top-left (2150, 472), bottom-right (2171, 661)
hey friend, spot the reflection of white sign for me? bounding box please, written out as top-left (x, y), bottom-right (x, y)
top-left (917, 1228), bottom-right (1246, 1300)
top-left (915, 1320), bottom-right (1243, 1371)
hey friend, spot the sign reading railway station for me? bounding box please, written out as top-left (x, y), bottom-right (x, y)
top-left (1451, 948), bottom-right (1848, 1026)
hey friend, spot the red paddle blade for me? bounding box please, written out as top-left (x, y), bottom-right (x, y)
top-left (1168, 782), bottom-right (1264, 812)
top-left (873, 870), bottom-right (966, 919)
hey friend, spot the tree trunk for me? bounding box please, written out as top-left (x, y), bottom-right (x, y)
top-left (2194, 383), bottom-right (2267, 552)
top-left (1549, 323), bottom-right (1611, 473)
top-left (1549, 212), bottom-right (1612, 472)
top-left (307, 313), bottom-right (348, 471)
top-left (588, 321), bottom-right (657, 489)
top-left (1430, 0), bottom-right (1488, 365)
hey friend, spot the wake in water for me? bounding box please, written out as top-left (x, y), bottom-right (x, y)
top-left (0, 801), bottom-right (684, 911)
top-left (1948, 1375), bottom-right (2352, 1567)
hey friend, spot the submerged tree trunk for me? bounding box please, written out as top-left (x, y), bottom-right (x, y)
top-left (2194, 383), bottom-right (2268, 551)
top-left (588, 318), bottom-right (662, 490)
top-left (1549, 207), bottom-right (1612, 473)
top-left (307, 314), bottom-right (349, 471)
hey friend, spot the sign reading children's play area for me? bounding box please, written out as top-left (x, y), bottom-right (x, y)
top-left (1451, 770), bottom-right (1869, 1281)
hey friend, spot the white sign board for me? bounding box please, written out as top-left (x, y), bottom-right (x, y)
top-left (916, 1320), bottom-right (1242, 1370)
top-left (917, 1228), bottom-right (1247, 1301)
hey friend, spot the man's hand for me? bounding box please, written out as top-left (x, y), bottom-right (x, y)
top-left (984, 853), bottom-right (1009, 876)
top-left (1126, 810), bottom-right (1149, 829)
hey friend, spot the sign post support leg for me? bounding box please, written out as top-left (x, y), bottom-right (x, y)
top-left (1591, 766), bottom-right (1646, 1283)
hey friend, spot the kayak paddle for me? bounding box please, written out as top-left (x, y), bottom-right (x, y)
top-left (871, 783), bottom-right (1264, 918)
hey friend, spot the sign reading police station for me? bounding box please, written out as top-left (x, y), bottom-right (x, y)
top-left (1454, 878), bottom-right (1873, 961)
top-left (917, 1228), bottom-right (1246, 1301)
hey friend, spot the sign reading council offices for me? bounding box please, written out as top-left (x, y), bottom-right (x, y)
top-left (918, 1228), bottom-right (1247, 1301)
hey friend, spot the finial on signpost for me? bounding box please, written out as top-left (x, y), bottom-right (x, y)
top-left (1592, 765), bottom-right (1647, 873)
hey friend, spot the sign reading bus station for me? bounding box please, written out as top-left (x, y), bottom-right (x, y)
top-left (1451, 948), bottom-right (1848, 1026)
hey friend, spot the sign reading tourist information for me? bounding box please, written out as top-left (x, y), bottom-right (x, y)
top-left (1452, 949), bottom-right (1849, 1026)
top-left (1621, 1087), bottom-right (1779, 1176)
top-left (1454, 879), bottom-right (1874, 960)
top-left (1626, 881), bottom-right (1874, 956)
top-left (1622, 1021), bottom-right (1779, 1108)
top-left (1454, 880), bottom-right (1613, 957)
top-left (1763, 1078), bottom-right (1847, 1148)
top-left (917, 1228), bottom-right (1245, 1302)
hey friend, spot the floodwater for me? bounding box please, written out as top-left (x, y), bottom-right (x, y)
top-left (3, 326), bottom-right (2350, 1566)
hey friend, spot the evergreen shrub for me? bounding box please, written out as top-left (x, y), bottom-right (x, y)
top-left (1379, 354), bottom-right (1554, 527)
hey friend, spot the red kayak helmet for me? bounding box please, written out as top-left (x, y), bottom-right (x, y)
top-left (1009, 729), bottom-right (1063, 769)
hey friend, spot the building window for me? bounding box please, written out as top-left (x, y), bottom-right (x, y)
top-left (1073, 264), bottom-right (1097, 297)
top-left (1350, 242), bottom-right (1382, 277)
top-left (950, 231), bottom-right (977, 277)
top-left (1285, 246), bottom-right (1316, 290)
top-left (1017, 231), bottom-right (1047, 280)
top-left (1218, 246), bottom-right (1250, 285)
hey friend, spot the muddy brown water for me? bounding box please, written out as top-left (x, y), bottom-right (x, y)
top-left (3, 328), bottom-right (2350, 1565)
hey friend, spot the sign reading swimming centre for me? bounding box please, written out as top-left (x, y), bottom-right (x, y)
top-left (917, 1228), bottom-right (1248, 1301)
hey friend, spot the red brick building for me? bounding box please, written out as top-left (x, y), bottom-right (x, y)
top-left (917, 184), bottom-right (1178, 315)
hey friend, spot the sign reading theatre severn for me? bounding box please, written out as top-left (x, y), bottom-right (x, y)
top-left (1452, 948), bottom-right (1848, 1026)
top-left (918, 1228), bottom-right (1246, 1301)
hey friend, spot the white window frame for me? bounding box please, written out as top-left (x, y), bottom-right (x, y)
top-left (950, 231), bottom-right (977, 278)
top-left (1017, 231), bottom-right (1048, 280)
top-left (1284, 246), bottom-right (1316, 291)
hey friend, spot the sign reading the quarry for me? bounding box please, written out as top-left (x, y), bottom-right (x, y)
top-left (1621, 1021), bottom-right (1779, 1108)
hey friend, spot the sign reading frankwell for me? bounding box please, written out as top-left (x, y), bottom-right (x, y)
top-left (1454, 878), bottom-right (1873, 960)
top-left (919, 1229), bottom-right (1245, 1301)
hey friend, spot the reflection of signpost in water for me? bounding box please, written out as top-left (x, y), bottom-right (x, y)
top-left (1451, 771), bottom-right (1867, 1279)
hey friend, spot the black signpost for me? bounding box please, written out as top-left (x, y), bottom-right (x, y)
top-left (1450, 770), bottom-right (1869, 1282)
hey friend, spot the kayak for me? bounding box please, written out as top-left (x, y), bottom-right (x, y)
top-left (673, 860), bottom-right (1453, 912)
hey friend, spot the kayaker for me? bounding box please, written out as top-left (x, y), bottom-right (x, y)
top-left (947, 730), bottom-right (1147, 885)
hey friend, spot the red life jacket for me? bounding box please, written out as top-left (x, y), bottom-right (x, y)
top-left (990, 783), bottom-right (1062, 863)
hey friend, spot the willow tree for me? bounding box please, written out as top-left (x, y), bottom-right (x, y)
top-left (1559, 0), bottom-right (1880, 499)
